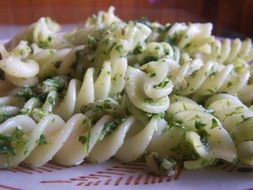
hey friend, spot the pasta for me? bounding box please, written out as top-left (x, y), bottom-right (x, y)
top-left (199, 38), bottom-right (253, 67)
top-left (206, 94), bottom-right (253, 165)
top-left (0, 6), bottom-right (253, 176)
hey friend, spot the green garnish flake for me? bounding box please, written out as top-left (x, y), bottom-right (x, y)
top-left (38, 40), bottom-right (50, 48)
top-left (143, 97), bottom-right (157, 104)
top-left (47, 96), bottom-right (56, 106)
top-left (133, 45), bottom-right (143, 54)
top-left (100, 118), bottom-right (124, 140)
top-left (32, 108), bottom-right (48, 122)
top-left (195, 120), bottom-right (209, 147)
top-left (0, 107), bottom-right (17, 124)
top-left (80, 128), bottom-right (91, 152)
top-left (211, 118), bottom-right (218, 129)
top-left (17, 87), bottom-right (35, 100)
top-left (79, 135), bottom-right (88, 145)
top-left (36, 76), bottom-right (69, 95)
top-left (194, 120), bottom-right (206, 130)
top-left (154, 79), bottom-right (170, 88)
top-left (226, 81), bottom-right (232, 87)
top-left (0, 127), bottom-right (28, 155)
top-left (115, 44), bottom-right (123, 54)
top-left (142, 56), bottom-right (158, 64)
top-left (149, 72), bottom-right (156, 77)
top-left (36, 134), bottom-right (47, 146)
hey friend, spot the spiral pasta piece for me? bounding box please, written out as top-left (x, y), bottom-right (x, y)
top-left (125, 58), bottom-right (174, 113)
top-left (64, 6), bottom-right (121, 46)
top-left (206, 94), bottom-right (253, 165)
top-left (148, 95), bottom-right (236, 169)
top-left (0, 109), bottom-right (170, 168)
top-left (0, 41), bottom-right (39, 87)
top-left (202, 38), bottom-right (253, 66)
top-left (161, 22), bottom-right (214, 56)
top-left (5, 17), bottom-right (70, 50)
top-left (0, 57), bottom-right (127, 122)
top-left (168, 56), bottom-right (251, 101)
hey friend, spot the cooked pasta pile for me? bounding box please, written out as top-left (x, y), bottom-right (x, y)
top-left (0, 7), bottom-right (252, 175)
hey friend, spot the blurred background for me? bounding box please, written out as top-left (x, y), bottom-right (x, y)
top-left (0, 0), bottom-right (253, 39)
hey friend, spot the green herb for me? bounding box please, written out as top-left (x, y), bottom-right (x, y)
top-left (0, 107), bottom-right (18, 124)
top-left (47, 96), bottom-right (56, 106)
top-left (19, 108), bottom-right (31, 116)
top-left (0, 128), bottom-right (28, 155)
top-left (211, 118), bottom-right (218, 129)
top-left (195, 120), bottom-right (206, 130)
top-left (226, 81), bottom-right (232, 88)
top-left (143, 97), bottom-right (156, 104)
top-left (79, 135), bottom-right (88, 145)
top-left (87, 35), bottom-right (97, 50)
top-left (36, 134), bottom-right (47, 146)
top-left (207, 88), bottom-right (215, 94)
top-left (133, 45), bottom-right (143, 54)
top-left (142, 56), bottom-right (158, 64)
top-left (17, 87), bottom-right (35, 100)
top-left (100, 118), bottom-right (125, 140)
top-left (32, 108), bottom-right (48, 122)
top-left (38, 40), bottom-right (50, 48)
top-left (115, 44), bottom-right (123, 54)
top-left (198, 129), bottom-right (210, 147)
top-left (149, 72), bottom-right (156, 77)
top-left (47, 36), bottom-right (52, 42)
top-left (154, 79), bottom-right (170, 88)
top-left (36, 76), bottom-right (69, 96)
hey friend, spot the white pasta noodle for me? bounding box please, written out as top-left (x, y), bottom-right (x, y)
top-left (5, 17), bottom-right (71, 50)
top-left (125, 95), bottom-right (237, 169)
top-left (0, 41), bottom-right (39, 87)
top-left (206, 94), bottom-right (253, 165)
top-left (167, 55), bottom-right (251, 102)
top-left (200, 38), bottom-right (253, 66)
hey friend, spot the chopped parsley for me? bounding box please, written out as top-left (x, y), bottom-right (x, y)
top-left (0, 107), bottom-right (18, 124)
top-left (194, 120), bottom-right (206, 130)
top-left (36, 134), bottom-right (47, 146)
top-left (17, 87), bottom-right (35, 101)
top-left (0, 127), bottom-right (28, 155)
top-left (149, 72), bottom-right (156, 77)
top-left (211, 118), bottom-right (218, 129)
top-left (100, 118), bottom-right (125, 140)
top-left (194, 120), bottom-right (209, 147)
top-left (226, 81), bottom-right (232, 88)
top-left (32, 108), bottom-right (48, 122)
top-left (154, 79), bottom-right (170, 88)
top-left (79, 127), bottom-right (91, 151)
top-left (142, 56), bottom-right (158, 64)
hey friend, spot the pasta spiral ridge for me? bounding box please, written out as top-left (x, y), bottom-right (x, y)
top-left (0, 57), bottom-right (127, 123)
top-left (200, 38), bottom-right (253, 66)
top-left (169, 55), bottom-right (251, 101)
top-left (5, 17), bottom-right (70, 50)
top-left (150, 95), bottom-right (236, 169)
top-left (206, 94), bottom-right (253, 165)
top-left (0, 41), bottom-right (39, 87)
top-left (0, 109), bottom-right (169, 168)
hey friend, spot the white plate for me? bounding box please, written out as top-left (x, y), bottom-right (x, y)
top-left (0, 160), bottom-right (253, 190)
